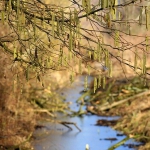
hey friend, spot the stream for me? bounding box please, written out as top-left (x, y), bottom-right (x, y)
top-left (33, 76), bottom-right (141, 150)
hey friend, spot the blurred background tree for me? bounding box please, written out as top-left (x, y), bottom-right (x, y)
top-left (0, 0), bottom-right (150, 82)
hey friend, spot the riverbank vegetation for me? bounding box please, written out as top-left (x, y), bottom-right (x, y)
top-left (1, 0), bottom-right (150, 149)
top-left (82, 76), bottom-right (150, 149)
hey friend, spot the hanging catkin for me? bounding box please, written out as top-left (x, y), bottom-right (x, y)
top-left (57, 20), bottom-right (60, 36)
top-left (70, 70), bottom-right (74, 84)
top-left (84, 76), bottom-right (88, 91)
top-left (89, 51), bottom-right (92, 59)
top-left (82, 0), bottom-right (86, 9)
top-left (105, 49), bottom-right (109, 68)
top-left (93, 47), bottom-right (97, 60)
top-left (17, 0), bottom-right (20, 18)
top-left (1, 11), bottom-right (4, 24)
top-left (74, 8), bottom-right (78, 26)
top-left (79, 59), bottom-right (82, 74)
top-left (146, 36), bottom-right (149, 51)
top-left (14, 46), bottom-right (17, 59)
top-left (76, 22), bottom-right (80, 38)
top-left (114, 30), bottom-right (119, 47)
top-left (145, 6), bottom-right (150, 30)
top-left (102, 76), bottom-right (106, 89)
top-left (142, 50), bottom-right (146, 75)
top-left (108, 59), bottom-right (112, 77)
top-left (69, 32), bottom-right (73, 51)
top-left (25, 67), bottom-right (29, 81)
top-left (8, 0), bottom-right (12, 11)
top-left (94, 77), bottom-right (97, 93)
top-left (139, 7), bottom-right (143, 26)
top-left (101, 0), bottom-right (108, 9)
top-left (98, 75), bottom-right (101, 88)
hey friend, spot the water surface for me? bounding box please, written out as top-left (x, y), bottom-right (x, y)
top-left (33, 76), bottom-right (140, 150)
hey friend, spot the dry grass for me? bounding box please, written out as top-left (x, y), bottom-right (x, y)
top-left (113, 95), bottom-right (150, 150)
top-left (0, 51), bottom-right (37, 150)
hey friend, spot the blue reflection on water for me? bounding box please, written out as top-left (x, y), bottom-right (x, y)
top-left (33, 76), bottom-right (141, 150)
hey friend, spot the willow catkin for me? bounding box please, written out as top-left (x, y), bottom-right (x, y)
top-left (97, 42), bottom-right (100, 61)
top-left (145, 6), bottom-right (149, 30)
top-left (63, 56), bottom-right (66, 67)
top-left (102, 76), bottom-right (106, 89)
top-left (46, 58), bottom-right (49, 67)
top-left (74, 8), bottom-right (78, 26)
top-left (98, 0), bottom-right (100, 6)
top-left (98, 75), bottom-right (101, 88)
top-left (128, 24), bottom-right (131, 35)
top-left (125, 6), bottom-right (128, 26)
top-left (49, 56), bottom-right (53, 67)
top-left (8, 0), bottom-right (12, 11)
top-left (118, 11), bottom-right (121, 20)
top-left (25, 67), bottom-right (29, 81)
top-left (87, 0), bottom-right (91, 13)
top-left (82, 0), bottom-right (86, 9)
top-left (69, 11), bottom-right (72, 30)
top-left (93, 48), bottom-right (97, 60)
top-left (114, 30), bottom-right (119, 47)
top-left (47, 57), bottom-right (50, 67)
top-left (59, 46), bottom-right (63, 66)
top-left (108, 59), bottom-right (112, 77)
top-left (57, 20), bottom-right (60, 36)
top-left (94, 77), bottom-right (97, 93)
top-left (69, 32), bottom-right (73, 51)
top-left (105, 49), bottom-right (109, 68)
top-left (101, 0), bottom-right (108, 8)
top-left (14, 46), bottom-right (17, 59)
top-left (88, 50), bottom-right (92, 59)
top-left (111, 7), bottom-right (115, 20)
top-left (76, 22), bottom-right (81, 38)
top-left (17, 0), bottom-right (20, 18)
top-left (134, 48), bottom-right (137, 72)
top-left (84, 76), bottom-right (88, 91)
top-left (79, 59), bottom-right (82, 74)
top-left (98, 41), bottom-right (102, 62)
top-left (68, 51), bottom-right (72, 61)
top-left (139, 7), bottom-right (143, 26)
top-left (146, 36), bottom-right (149, 51)
top-left (70, 70), bottom-right (74, 84)
top-left (1, 11), bottom-right (4, 25)
top-left (142, 51), bottom-right (146, 74)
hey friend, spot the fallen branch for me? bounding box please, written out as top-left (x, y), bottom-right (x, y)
top-left (33, 109), bottom-right (55, 117)
top-left (59, 121), bottom-right (82, 132)
top-left (97, 90), bottom-right (150, 111)
top-left (43, 119), bottom-right (82, 132)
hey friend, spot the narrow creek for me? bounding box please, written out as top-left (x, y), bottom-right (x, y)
top-left (33, 76), bottom-right (141, 150)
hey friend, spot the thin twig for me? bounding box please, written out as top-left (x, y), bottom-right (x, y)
top-left (59, 121), bottom-right (81, 132)
top-left (33, 109), bottom-right (55, 117)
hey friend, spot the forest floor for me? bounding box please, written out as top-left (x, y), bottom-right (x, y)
top-left (86, 76), bottom-right (150, 150)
